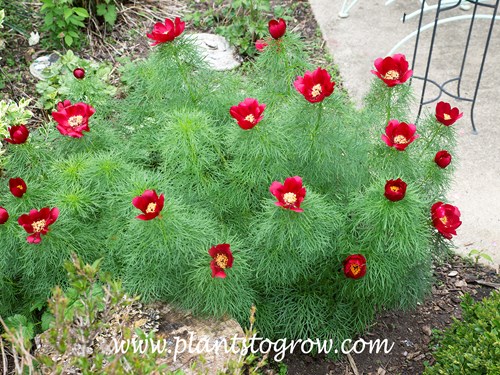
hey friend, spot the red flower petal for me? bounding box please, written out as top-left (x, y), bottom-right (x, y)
top-left (268, 18), bottom-right (286, 39)
top-left (294, 68), bottom-right (335, 103)
top-left (343, 254), bottom-right (367, 279)
top-left (147, 17), bottom-right (185, 46)
top-left (270, 176), bottom-right (306, 212)
top-left (4, 125), bottom-right (29, 144)
top-left (132, 190), bottom-right (164, 220)
top-left (209, 244), bottom-right (233, 278)
top-left (0, 207), bottom-right (9, 224)
top-left (230, 98), bottom-right (266, 130)
top-left (371, 54), bottom-right (413, 87)
top-left (384, 178), bottom-right (407, 202)
top-left (9, 177), bottom-right (27, 198)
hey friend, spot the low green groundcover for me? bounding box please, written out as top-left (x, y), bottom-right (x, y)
top-left (424, 292), bottom-right (500, 374)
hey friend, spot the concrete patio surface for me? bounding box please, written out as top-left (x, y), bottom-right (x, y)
top-left (309, 0), bottom-right (500, 268)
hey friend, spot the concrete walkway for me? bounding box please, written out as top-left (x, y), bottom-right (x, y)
top-left (309, 0), bottom-right (500, 268)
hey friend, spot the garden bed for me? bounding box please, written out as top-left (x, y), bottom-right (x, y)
top-left (1, 1), bottom-right (499, 375)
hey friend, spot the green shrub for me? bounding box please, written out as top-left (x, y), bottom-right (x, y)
top-left (424, 292), bottom-right (500, 375)
top-left (41, 0), bottom-right (89, 47)
top-left (40, 0), bottom-right (118, 48)
top-left (0, 24), bottom-right (458, 348)
top-left (185, 0), bottom-right (292, 57)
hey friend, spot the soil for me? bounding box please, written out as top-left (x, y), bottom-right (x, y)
top-left (1, 1), bottom-right (499, 375)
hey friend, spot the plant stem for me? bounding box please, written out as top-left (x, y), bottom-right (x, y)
top-left (386, 88), bottom-right (393, 123)
top-left (420, 124), bottom-right (445, 157)
top-left (173, 50), bottom-right (196, 103)
top-left (310, 103), bottom-right (324, 142)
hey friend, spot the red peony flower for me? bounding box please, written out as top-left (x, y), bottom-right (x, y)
top-left (431, 202), bottom-right (462, 239)
top-left (435, 150), bottom-right (452, 168)
top-left (371, 54), bottom-right (413, 87)
top-left (73, 68), bottom-right (85, 79)
top-left (9, 177), bottom-right (27, 198)
top-left (146, 17), bottom-right (185, 46)
top-left (255, 39), bottom-right (268, 51)
top-left (51, 100), bottom-right (95, 138)
top-left (209, 243), bottom-right (233, 279)
top-left (18, 207), bottom-right (59, 244)
top-left (0, 207), bottom-right (9, 225)
top-left (4, 125), bottom-right (29, 144)
top-left (435, 101), bottom-right (463, 126)
top-left (132, 190), bottom-right (165, 220)
top-left (381, 119), bottom-right (419, 151)
top-left (229, 98), bottom-right (266, 130)
top-left (294, 67), bottom-right (335, 103)
top-left (268, 18), bottom-right (286, 39)
top-left (384, 178), bottom-right (407, 202)
top-left (270, 176), bottom-right (307, 213)
top-left (343, 254), bottom-right (367, 279)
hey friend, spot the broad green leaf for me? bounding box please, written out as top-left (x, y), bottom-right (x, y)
top-left (74, 7), bottom-right (89, 18)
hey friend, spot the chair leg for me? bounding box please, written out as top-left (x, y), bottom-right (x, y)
top-left (339, 0), bottom-right (360, 18)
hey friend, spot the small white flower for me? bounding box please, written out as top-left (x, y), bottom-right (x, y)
top-left (28, 31), bottom-right (40, 46)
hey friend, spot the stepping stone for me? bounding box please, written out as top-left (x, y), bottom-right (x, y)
top-left (191, 33), bottom-right (242, 71)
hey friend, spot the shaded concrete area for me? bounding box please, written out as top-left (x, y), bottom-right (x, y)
top-left (310, 0), bottom-right (500, 267)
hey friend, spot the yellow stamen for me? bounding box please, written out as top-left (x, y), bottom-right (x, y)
top-left (350, 264), bottom-right (361, 276)
top-left (390, 186), bottom-right (400, 192)
top-left (68, 115), bottom-right (83, 127)
top-left (244, 114), bottom-right (256, 123)
top-left (311, 84), bottom-right (322, 98)
top-left (145, 202), bottom-right (157, 214)
top-left (215, 253), bottom-right (228, 269)
top-left (32, 219), bottom-right (46, 233)
top-left (440, 216), bottom-right (448, 225)
top-left (283, 192), bottom-right (297, 205)
top-left (17, 185), bottom-right (24, 190)
top-left (443, 113), bottom-right (451, 120)
top-left (383, 70), bottom-right (400, 80)
top-left (393, 135), bottom-right (408, 144)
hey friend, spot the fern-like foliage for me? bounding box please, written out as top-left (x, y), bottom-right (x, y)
top-left (0, 29), bottom-right (458, 347)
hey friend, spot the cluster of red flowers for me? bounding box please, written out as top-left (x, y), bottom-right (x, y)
top-left (1, 67), bottom-right (97, 242)
top-left (370, 54), bottom-right (463, 240)
top-left (0, 60), bottom-right (95, 241)
top-left (0, 174), bottom-right (59, 243)
top-left (0, 19), bottom-right (465, 283)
